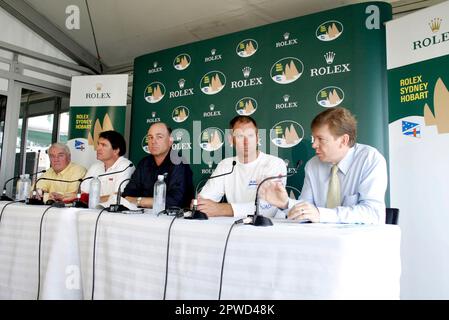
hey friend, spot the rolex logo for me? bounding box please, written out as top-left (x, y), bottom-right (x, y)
top-left (283, 94), bottom-right (290, 102)
top-left (211, 48), bottom-right (216, 55)
top-left (283, 32), bottom-right (290, 40)
top-left (209, 104), bottom-right (215, 111)
top-left (178, 78), bottom-right (185, 89)
top-left (324, 51), bottom-right (335, 64)
top-left (153, 61), bottom-right (158, 68)
top-left (429, 18), bottom-right (442, 33)
top-left (242, 66), bottom-right (251, 78)
top-left (96, 83), bottom-right (102, 91)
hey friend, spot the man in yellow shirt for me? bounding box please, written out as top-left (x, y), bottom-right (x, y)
top-left (34, 143), bottom-right (86, 203)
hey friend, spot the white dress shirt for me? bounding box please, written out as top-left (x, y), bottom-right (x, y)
top-left (199, 152), bottom-right (287, 218)
top-left (81, 156), bottom-right (135, 197)
top-left (288, 143), bottom-right (387, 224)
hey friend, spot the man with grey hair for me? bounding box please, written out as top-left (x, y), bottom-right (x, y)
top-left (34, 142), bottom-right (87, 203)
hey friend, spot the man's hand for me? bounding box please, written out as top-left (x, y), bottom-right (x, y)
top-left (288, 201), bottom-right (320, 223)
top-left (259, 180), bottom-right (289, 209)
top-left (196, 196), bottom-right (233, 217)
top-left (49, 192), bottom-right (64, 201)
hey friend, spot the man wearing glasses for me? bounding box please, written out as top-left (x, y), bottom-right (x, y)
top-left (197, 115), bottom-right (287, 218)
top-left (122, 122), bottom-right (193, 209)
top-left (260, 107), bottom-right (387, 224)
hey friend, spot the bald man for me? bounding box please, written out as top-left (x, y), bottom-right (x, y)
top-left (123, 122), bottom-right (193, 209)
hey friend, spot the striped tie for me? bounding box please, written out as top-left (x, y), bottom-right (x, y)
top-left (326, 164), bottom-right (341, 209)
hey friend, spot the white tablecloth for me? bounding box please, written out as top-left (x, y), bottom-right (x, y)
top-left (0, 202), bottom-right (401, 299)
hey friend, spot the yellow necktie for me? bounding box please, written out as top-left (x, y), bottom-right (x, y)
top-left (326, 164), bottom-right (340, 209)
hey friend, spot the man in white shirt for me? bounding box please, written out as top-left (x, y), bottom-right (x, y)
top-left (197, 115), bottom-right (287, 218)
top-left (261, 107), bottom-right (387, 224)
top-left (81, 130), bottom-right (135, 203)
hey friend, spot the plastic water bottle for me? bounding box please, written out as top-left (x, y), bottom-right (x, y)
top-left (15, 174), bottom-right (31, 201)
top-left (153, 174), bottom-right (166, 215)
top-left (88, 176), bottom-right (101, 209)
top-left (22, 174), bottom-right (31, 202)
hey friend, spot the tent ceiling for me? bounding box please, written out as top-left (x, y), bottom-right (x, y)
top-left (22, 0), bottom-right (445, 70)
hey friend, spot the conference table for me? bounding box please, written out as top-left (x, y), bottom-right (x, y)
top-left (0, 202), bottom-right (401, 300)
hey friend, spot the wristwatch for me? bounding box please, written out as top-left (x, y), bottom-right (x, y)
top-left (136, 197), bottom-right (142, 207)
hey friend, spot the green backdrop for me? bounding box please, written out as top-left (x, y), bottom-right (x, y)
top-left (130, 2), bottom-right (392, 191)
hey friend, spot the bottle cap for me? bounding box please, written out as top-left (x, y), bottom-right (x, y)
top-left (157, 175), bottom-right (164, 180)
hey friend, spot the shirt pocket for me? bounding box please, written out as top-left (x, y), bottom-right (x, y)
top-left (342, 193), bottom-right (359, 206)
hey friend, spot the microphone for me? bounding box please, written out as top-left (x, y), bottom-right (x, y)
top-left (1, 170), bottom-right (46, 202)
top-left (107, 178), bottom-right (131, 212)
top-left (249, 160), bottom-right (303, 227)
top-left (75, 163), bottom-right (134, 208)
top-left (28, 175), bottom-right (81, 205)
top-left (186, 160), bottom-right (237, 220)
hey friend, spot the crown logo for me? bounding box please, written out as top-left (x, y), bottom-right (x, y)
top-left (284, 159), bottom-right (290, 167)
top-left (242, 66), bottom-right (251, 78)
top-left (151, 111), bottom-right (156, 118)
top-left (178, 78), bottom-right (185, 89)
top-left (283, 94), bottom-right (290, 102)
top-left (95, 83), bottom-right (102, 91)
top-left (153, 61), bottom-right (158, 68)
top-left (208, 161), bottom-right (213, 168)
top-left (283, 32), bottom-right (290, 40)
top-left (175, 131), bottom-right (183, 141)
top-left (211, 48), bottom-right (216, 55)
top-left (324, 51), bottom-right (335, 64)
top-left (429, 18), bottom-right (442, 33)
top-left (209, 104), bottom-right (215, 111)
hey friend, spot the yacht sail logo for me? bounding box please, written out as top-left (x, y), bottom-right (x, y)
top-left (316, 20), bottom-right (343, 41)
top-left (276, 32), bottom-right (299, 47)
top-left (236, 39), bottom-right (258, 57)
top-left (270, 120), bottom-right (304, 148)
top-left (199, 127), bottom-right (224, 151)
top-left (144, 81), bottom-right (165, 103)
top-left (172, 106), bottom-right (190, 123)
top-left (270, 57), bottom-right (304, 84)
top-left (148, 61), bottom-right (162, 74)
top-left (316, 86), bottom-right (344, 107)
top-left (173, 53), bottom-right (191, 70)
top-left (200, 71), bottom-right (226, 95)
top-left (141, 134), bottom-right (150, 154)
top-left (235, 97), bottom-right (258, 115)
top-left (402, 121), bottom-right (421, 138)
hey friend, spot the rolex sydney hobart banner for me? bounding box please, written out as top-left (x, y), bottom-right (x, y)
top-left (68, 74), bottom-right (128, 169)
top-left (386, 1), bottom-right (449, 299)
top-left (131, 2), bottom-right (391, 192)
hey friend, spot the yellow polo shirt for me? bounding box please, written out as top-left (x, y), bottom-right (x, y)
top-left (35, 162), bottom-right (87, 201)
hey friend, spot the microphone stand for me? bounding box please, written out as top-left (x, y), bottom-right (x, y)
top-left (186, 160), bottom-right (237, 220)
top-left (249, 160), bottom-right (302, 227)
top-left (28, 175), bottom-right (80, 206)
top-left (1, 169), bottom-right (47, 202)
top-left (75, 163), bottom-right (135, 209)
top-left (107, 178), bottom-right (131, 212)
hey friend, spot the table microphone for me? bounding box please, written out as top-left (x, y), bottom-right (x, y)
top-left (75, 163), bottom-right (134, 208)
top-left (249, 159), bottom-right (302, 226)
top-left (186, 160), bottom-right (237, 220)
top-left (28, 176), bottom-right (81, 205)
top-left (1, 170), bottom-right (47, 202)
top-left (107, 178), bottom-right (132, 212)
